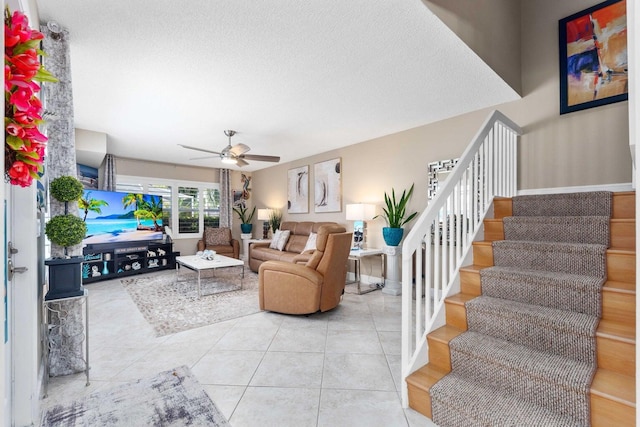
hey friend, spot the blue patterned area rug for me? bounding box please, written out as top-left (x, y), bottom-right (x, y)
top-left (40, 366), bottom-right (229, 426)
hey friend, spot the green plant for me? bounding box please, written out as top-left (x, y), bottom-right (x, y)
top-left (45, 214), bottom-right (87, 248)
top-left (45, 175), bottom-right (86, 256)
top-left (49, 175), bottom-right (84, 203)
top-left (233, 205), bottom-right (256, 224)
top-left (375, 183), bottom-right (418, 228)
top-left (269, 209), bottom-right (282, 232)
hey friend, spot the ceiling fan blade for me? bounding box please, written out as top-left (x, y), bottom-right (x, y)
top-left (178, 144), bottom-right (222, 155)
top-left (189, 155), bottom-right (218, 160)
top-left (229, 143), bottom-right (250, 157)
top-left (240, 154), bottom-right (280, 163)
top-left (235, 158), bottom-right (249, 167)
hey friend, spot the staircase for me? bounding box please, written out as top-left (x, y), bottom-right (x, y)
top-left (406, 191), bottom-right (636, 426)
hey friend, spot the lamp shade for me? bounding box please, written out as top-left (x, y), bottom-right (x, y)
top-left (345, 203), bottom-right (376, 221)
top-left (257, 209), bottom-right (272, 220)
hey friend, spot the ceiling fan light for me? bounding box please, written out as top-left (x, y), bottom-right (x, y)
top-left (221, 156), bottom-right (237, 165)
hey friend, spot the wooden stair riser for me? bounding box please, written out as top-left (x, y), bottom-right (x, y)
top-left (590, 369), bottom-right (636, 426)
top-left (610, 220), bottom-right (635, 250)
top-left (408, 384), bottom-right (432, 419)
top-left (493, 197), bottom-right (512, 219)
top-left (596, 335), bottom-right (635, 376)
top-left (460, 269), bottom-right (482, 296)
top-left (591, 395), bottom-right (635, 427)
top-left (602, 287), bottom-right (636, 324)
top-left (472, 242), bottom-right (493, 266)
top-left (444, 299), bottom-right (468, 331)
top-left (484, 219), bottom-right (634, 250)
top-left (612, 192), bottom-right (635, 219)
top-left (607, 251), bottom-right (636, 283)
top-left (428, 337), bottom-right (452, 372)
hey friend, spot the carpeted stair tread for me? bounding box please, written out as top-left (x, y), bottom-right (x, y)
top-left (492, 240), bottom-right (607, 277)
top-left (430, 372), bottom-right (584, 427)
top-left (480, 266), bottom-right (604, 316)
top-left (503, 215), bottom-right (610, 246)
top-left (448, 331), bottom-right (594, 424)
top-left (512, 191), bottom-right (612, 217)
top-left (466, 296), bottom-right (598, 363)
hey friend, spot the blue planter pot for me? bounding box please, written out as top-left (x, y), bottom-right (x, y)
top-left (382, 227), bottom-right (404, 246)
top-left (240, 223), bottom-right (253, 233)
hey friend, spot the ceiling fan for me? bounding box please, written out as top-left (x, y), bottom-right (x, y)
top-left (178, 130), bottom-right (280, 167)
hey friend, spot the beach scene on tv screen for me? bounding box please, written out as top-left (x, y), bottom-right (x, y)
top-left (81, 190), bottom-right (164, 244)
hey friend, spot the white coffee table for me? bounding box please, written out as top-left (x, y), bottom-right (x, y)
top-left (175, 254), bottom-right (245, 298)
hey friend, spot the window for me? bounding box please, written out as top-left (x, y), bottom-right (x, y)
top-left (203, 188), bottom-right (220, 228)
top-left (178, 186), bottom-right (199, 234)
top-left (117, 176), bottom-right (219, 238)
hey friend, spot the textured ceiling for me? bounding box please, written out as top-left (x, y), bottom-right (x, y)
top-left (36, 0), bottom-right (519, 171)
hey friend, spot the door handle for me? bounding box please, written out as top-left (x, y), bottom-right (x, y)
top-left (7, 259), bottom-right (28, 281)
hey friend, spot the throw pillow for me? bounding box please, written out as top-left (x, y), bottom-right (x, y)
top-left (204, 227), bottom-right (231, 246)
top-left (269, 229), bottom-right (290, 251)
top-left (302, 232), bottom-right (317, 253)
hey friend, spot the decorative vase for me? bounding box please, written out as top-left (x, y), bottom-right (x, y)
top-left (382, 227), bottom-right (404, 246)
top-left (240, 223), bottom-right (253, 233)
top-left (102, 261), bottom-right (109, 275)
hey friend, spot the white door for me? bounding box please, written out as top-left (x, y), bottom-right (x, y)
top-left (2, 184), bottom-right (10, 427)
top-left (6, 183), bottom-right (39, 427)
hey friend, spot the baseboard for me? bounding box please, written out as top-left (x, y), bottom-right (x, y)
top-left (517, 182), bottom-right (633, 196)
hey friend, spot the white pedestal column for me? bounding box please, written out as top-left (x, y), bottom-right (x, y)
top-left (382, 245), bottom-right (402, 296)
top-left (240, 233), bottom-right (253, 263)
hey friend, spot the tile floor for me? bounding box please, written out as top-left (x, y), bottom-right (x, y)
top-left (40, 272), bottom-right (437, 427)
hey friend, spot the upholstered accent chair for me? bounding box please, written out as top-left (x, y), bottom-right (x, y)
top-left (258, 224), bottom-right (352, 314)
top-left (197, 227), bottom-right (240, 259)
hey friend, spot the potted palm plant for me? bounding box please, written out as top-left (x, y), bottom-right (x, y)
top-left (375, 183), bottom-right (418, 246)
top-left (233, 204), bottom-right (256, 233)
top-left (44, 176), bottom-right (87, 300)
top-left (269, 209), bottom-right (282, 233)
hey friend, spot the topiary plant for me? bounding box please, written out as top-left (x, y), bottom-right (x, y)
top-left (45, 176), bottom-right (86, 256)
top-left (49, 175), bottom-right (84, 203)
top-left (45, 215), bottom-right (87, 248)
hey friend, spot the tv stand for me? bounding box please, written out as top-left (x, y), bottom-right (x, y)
top-left (82, 240), bottom-right (174, 283)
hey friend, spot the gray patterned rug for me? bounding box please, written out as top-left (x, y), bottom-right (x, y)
top-left (121, 268), bottom-right (260, 336)
top-left (40, 366), bottom-right (229, 426)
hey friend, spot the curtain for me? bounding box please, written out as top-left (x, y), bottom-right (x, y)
top-left (219, 168), bottom-right (232, 228)
top-left (102, 154), bottom-right (117, 191)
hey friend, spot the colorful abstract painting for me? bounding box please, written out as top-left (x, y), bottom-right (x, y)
top-left (559, 0), bottom-right (627, 114)
top-left (287, 165), bottom-right (309, 213)
top-left (314, 158), bottom-right (341, 213)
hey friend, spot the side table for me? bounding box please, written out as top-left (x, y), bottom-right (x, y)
top-left (43, 289), bottom-right (90, 397)
top-left (346, 248), bottom-right (385, 294)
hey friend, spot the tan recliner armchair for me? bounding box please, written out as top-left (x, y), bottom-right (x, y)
top-left (258, 225), bottom-right (352, 314)
top-left (197, 227), bottom-right (240, 259)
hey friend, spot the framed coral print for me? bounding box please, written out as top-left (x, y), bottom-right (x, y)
top-left (287, 165), bottom-right (309, 213)
top-left (314, 158), bottom-right (341, 213)
top-left (559, 0), bottom-right (627, 114)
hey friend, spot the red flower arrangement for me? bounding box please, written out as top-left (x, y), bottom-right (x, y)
top-left (4, 7), bottom-right (56, 187)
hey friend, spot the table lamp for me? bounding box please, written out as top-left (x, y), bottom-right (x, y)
top-left (345, 203), bottom-right (376, 250)
top-left (257, 208), bottom-right (272, 239)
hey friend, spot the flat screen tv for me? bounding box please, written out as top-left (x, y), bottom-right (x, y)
top-left (80, 190), bottom-right (164, 245)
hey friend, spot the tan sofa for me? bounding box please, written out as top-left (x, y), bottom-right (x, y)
top-left (248, 221), bottom-right (338, 273)
top-left (259, 224), bottom-right (352, 314)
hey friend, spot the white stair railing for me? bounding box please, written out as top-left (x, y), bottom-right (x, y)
top-left (400, 110), bottom-right (522, 406)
